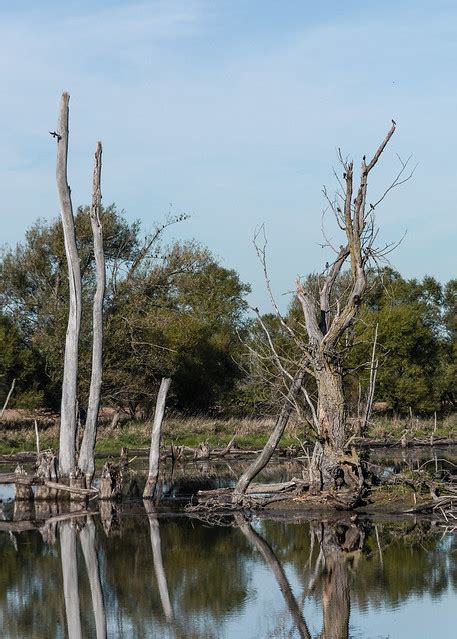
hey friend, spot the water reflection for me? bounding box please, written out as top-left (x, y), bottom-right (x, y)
top-left (1, 510), bottom-right (456, 638)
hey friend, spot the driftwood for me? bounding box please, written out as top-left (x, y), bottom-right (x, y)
top-left (143, 378), bottom-right (171, 499)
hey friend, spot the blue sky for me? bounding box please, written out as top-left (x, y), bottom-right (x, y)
top-left (0, 0), bottom-right (456, 310)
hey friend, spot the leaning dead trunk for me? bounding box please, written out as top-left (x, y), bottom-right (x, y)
top-left (143, 378), bottom-right (171, 499)
top-left (233, 369), bottom-right (304, 502)
top-left (55, 92), bottom-right (82, 478)
top-left (78, 142), bottom-right (105, 486)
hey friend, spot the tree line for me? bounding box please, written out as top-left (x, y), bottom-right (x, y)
top-left (1, 207), bottom-right (455, 420)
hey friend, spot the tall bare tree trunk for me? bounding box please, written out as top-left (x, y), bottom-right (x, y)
top-left (56, 92), bottom-right (82, 478)
top-left (79, 142), bottom-right (105, 486)
top-left (143, 378), bottom-right (171, 499)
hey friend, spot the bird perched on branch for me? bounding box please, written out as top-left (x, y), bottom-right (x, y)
top-left (49, 131), bottom-right (62, 141)
top-left (392, 119), bottom-right (396, 126)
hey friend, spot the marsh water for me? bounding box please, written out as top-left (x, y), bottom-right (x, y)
top-left (1, 447), bottom-right (457, 638)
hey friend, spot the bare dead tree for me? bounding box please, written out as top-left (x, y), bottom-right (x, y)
top-left (79, 142), bottom-right (105, 486)
top-left (55, 92), bottom-right (82, 479)
top-left (143, 378), bottom-right (172, 499)
top-left (237, 122), bottom-right (410, 504)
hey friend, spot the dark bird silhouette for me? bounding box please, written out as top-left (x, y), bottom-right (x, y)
top-left (343, 172), bottom-right (347, 179)
top-left (392, 119), bottom-right (396, 126)
top-left (363, 155), bottom-right (366, 161)
top-left (325, 262), bottom-right (330, 269)
top-left (49, 131), bottom-right (62, 141)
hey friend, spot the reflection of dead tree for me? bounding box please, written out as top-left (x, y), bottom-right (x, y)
top-left (236, 123), bottom-right (410, 506)
top-left (312, 518), bottom-right (364, 639)
top-left (144, 500), bottom-right (173, 621)
top-left (80, 518), bottom-right (107, 639)
top-left (235, 514), bottom-right (311, 639)
top-left (60, 522), bottom-right (82, 639)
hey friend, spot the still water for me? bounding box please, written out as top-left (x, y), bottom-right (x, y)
top-left (0, 507), bottom-right (456, 638)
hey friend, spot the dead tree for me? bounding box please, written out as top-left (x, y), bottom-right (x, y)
top-left (143, 378), bottom-right (172, 499)
top-left (297, 124), bottom-right (398, 495)
top-left (78, 142), bottom-right (105, 486)
top-left (238, 122), bottom-right (411, 503)
top-left (55, 92), bottom-right (83, 479)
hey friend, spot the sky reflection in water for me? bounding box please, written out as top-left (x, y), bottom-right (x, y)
top-left (0, 506), bottom-right (456, 639)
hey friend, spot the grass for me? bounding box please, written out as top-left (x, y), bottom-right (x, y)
top-left (1, 413), bottom-right (456, 455)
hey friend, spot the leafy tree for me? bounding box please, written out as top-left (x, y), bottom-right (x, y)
top-left (0, 207), bottom-right (250, 414)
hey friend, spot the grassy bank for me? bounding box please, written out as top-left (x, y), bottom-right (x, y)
top-left (1, 412), bottom-right (456, 455)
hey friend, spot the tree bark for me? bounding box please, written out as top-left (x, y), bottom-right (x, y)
top-left (55, 92), bottom-right (82, 478)
top-left (78, 142), bottom-right (105, 486)
top-left (233, 369), bottom-right (304, 502)
top-left (143, 378), bottom-right (171, 499)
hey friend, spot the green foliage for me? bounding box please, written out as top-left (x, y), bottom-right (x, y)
top-left (0, 314), bottom-right (45, 408)
top-left (0, 207), bottom-right (250, 414)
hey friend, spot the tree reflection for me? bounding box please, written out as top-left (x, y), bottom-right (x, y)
top-left (235, 513), bottom-right (311, 639)
top-left (1, 511), bottom-right (457, 637)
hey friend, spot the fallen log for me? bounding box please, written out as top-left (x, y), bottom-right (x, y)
top-left (197, 479), bottom-right (306, 499)
top-left (0, 473), bottom-right (98, 497)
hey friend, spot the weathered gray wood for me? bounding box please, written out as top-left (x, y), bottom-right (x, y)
top-left (143, 378), bottom-right (171, 499)
top-left (55, 92), bottom-right (82, 478)
top-left (233, 369), bottom-right (304, 502)
top-left (14, 465), bottom-right (33, 501)
top-left (79, 142), bottom-right (105, 487)
top-left (198, 479), bottom-right (304, 499)
top-left (80, 518), bottom-right (107, 639)
top-left (144, 501), bottom-right (173, 620)
top-left (60, 521), bottom-right (82, 639)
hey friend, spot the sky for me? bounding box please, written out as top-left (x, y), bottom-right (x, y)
top-left (0, 0), bottom-right (456, 311)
